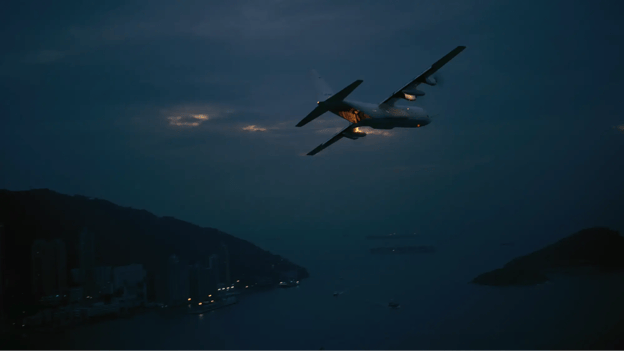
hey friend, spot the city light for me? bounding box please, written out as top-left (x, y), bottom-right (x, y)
top-left (211, 300), bottom-right (214, 303)
top-left (188, 298), bottom-right (191, 301)
top-left (245, 286), bottom-right (248, 288)
top-left (208, 294), bottom-right (212, 297)
top-left (237, 280), bottom-right (240, 282)
top-left (198, 302), bottom-right (202, 306)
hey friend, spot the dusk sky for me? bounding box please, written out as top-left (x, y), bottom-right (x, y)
top-left (2, 0), bottom-right (623, 264)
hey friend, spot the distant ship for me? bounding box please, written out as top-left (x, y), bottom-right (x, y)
top-left (370, 246), bottom-right (436, 254)
top-left (388, 300), bottom-right (400, 309)
top-left (279, 280), bottom-right (299, 288)
top-left (188, 296), bottom-right (238, 314)
top-left (366, 233), bottom-right (418, 239)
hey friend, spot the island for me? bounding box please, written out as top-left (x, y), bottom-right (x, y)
top-left (472, 227), bottom-right (624, 286)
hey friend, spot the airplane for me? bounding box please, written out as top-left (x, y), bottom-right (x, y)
top-left (296, 46), bottom-right (466, 156)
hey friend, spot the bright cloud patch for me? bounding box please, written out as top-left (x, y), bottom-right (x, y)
top-left (615, 124), bottom-right (624, 134)
top-left (353, 127), bottom-right (393, 137)
top-left (242, 125), bottom-right (268, 132)
top-left (167, 114), bottom-right (209, 127)
top-left (316, 126), bottom-right (393, 136)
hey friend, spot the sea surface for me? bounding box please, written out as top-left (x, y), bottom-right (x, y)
top-left (10, 238), bottom-right (624, 349)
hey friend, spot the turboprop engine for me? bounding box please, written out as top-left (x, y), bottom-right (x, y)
top-left (342, 130), bottom-right (367, 140)
top-left (402, 89), bottom-right (426, 101)
top-left (424, 76), bottom-right (437, 86)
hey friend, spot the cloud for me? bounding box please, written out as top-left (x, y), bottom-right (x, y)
top-left (242, 125), bottom-right (267, 132)
top-left (167, 114), bottom-right (209, 127)
top-left (315, 126), bottom-right (393, 137)
top-left (614, 124), bottom-right (624, 134)
top-left (354, 127), bottom-right (393, 137)
top-left (159, 104), bottom-right (235, 128)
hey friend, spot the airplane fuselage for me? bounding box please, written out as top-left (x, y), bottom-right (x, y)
top-left (322, 100), bottom-right (431, 129)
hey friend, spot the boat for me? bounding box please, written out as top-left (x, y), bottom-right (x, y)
top-left (370, 245), bottom-right (436, 254)
top-left (188, 296), bottom-right (238, 314)
top-left (278, 280), bottom-right (299, 288)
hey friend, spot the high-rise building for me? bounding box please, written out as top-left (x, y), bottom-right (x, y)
top-left (53, 239), bottom-right (68, 293)
top-left (94, 266), bottom-right (113, 296)
top-left (79, 228), bottom-right (97, 297)
top-left (0, 223), bottom-right (4, 324)
top-left (198, 265), bottom-right (212, 299)
top-left (189, 262), bottom-right (200, 302)
top-left (113, 264), bottom-right (147, 304)
top-left (70, 268), bottom-right (82, 286)
top-left (208, 254), bottom-right (219, 294)
top-left (166, 255), bottom-right (180, 304)
top-left (31, 239), bottom-right (67, 298)
top-left (220, 242), bottom-right (231, 286)
top-left (189, 262), bottom-right (213, 302)
top-left (166, 255), bottom-right (190, 305)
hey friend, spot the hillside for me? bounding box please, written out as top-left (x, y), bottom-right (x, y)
top-left (0, 189), bottom-right (309, 307)
top-left (472, 227), bottom-right (624, 286)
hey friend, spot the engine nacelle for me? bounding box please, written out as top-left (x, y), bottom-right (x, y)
top-left (424, 76), bottom-right (437, 86)
top-left (342, 131), bottom-right (367, 140)
top-left (403, 93), bottom-right (416, 101)
top-left (403, 89), bottom-right (425, 100)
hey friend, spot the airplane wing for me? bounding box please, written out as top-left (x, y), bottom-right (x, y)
top-left (380, 46), bottom-right (466, 106)
top-left (307, 124), bottom-right (357, 156)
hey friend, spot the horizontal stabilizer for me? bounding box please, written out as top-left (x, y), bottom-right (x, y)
top-left (311, 70), bottom-right (334, 101)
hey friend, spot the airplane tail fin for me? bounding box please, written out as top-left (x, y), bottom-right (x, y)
top-left (311, 70), bottom-right (333, 102)
top-left (297, 77), bottom-right (363, 127)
